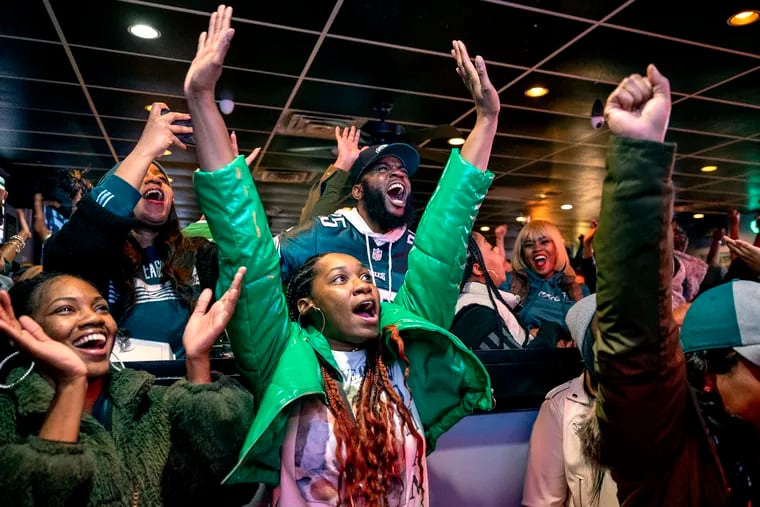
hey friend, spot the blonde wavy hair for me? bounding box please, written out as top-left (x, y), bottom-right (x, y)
top-left (512, 219), bottom-right (576, 277)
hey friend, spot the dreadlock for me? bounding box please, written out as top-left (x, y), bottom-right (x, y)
top-left (286, 256), bottom-right (426, 505)
top-left (462, 233), bottom-right (522, 348)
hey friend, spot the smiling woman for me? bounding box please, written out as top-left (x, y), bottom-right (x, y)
top-left (0, 270), bottom-right (256, 506)
top-left (504, 219), bottom-right (588, 345)
top-left (42, 104), bottom-right (219, 359)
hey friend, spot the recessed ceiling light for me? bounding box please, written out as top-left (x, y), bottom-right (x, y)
top-left (560, 203), bottom-right (573, 210)
top-left (163, 149), bottom-right (172, 156)
top-left (524, 87), bottom-right (549, 98)
top-left (128, 24), bottom-right (161, 39)
top-left (516, 216), bottom-right (528, 223)
top-left (727, 10), bottom-right (759, 26)
top-left (448, 137), bottom-right (466, 146)
top-left (480, 225), bottom-right (491, 232)
top-left (693, 213), bottom-right (705, 219)
top-left (700, 165), bottom-right (718, 173)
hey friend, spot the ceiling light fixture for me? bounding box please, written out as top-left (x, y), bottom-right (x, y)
top-left (128, 24), bottom-right (161, 39)
top-left (700, 165), bottom-right (719, 173)
top-left (448, 137), bottom-right (466, 146)
top-left (693, 213), bottom-right (705, 219)
top-left (524, 87), bottom-right (549, 98)
top-left (516, 216), bottom-right (528, 223)
top-left (727, 10), bottom-right (760, 26)
top-left (219, 99), bottom-right (235, 115)
top-left (560, 204), bottom-right (573, 210)
top-left (163, 149), bottom-right (171, 156)
top-left (480, 225), bottom-right (491, 232)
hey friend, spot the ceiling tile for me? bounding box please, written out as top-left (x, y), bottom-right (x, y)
top-left (329, 0), bottom-right (591, 67)
top-left (541, 26), bottom-right (758, 93)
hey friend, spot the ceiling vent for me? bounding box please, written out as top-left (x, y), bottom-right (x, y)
top-left (278, 111), bottom-right (361, 139)
top-left (255, 168), bottom-right (313, 184)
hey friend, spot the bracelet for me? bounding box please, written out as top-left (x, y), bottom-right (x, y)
top-left (9, 235), bottom-right (26, 251)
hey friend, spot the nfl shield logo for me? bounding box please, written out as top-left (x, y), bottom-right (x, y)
top-left (372, 248), bottom-right (383, 261)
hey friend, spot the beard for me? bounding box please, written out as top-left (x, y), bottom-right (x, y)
top-left (361, 180), bottom-right (414, 232)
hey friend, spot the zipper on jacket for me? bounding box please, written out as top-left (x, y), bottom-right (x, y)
top-left (132, 486), bottom-right (139, 507)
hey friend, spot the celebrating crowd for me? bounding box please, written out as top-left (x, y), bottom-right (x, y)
top-left (1, 4), bottom-right (759, 506)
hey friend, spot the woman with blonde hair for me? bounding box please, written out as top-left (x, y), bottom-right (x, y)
top-left (506, 219), bottom-right (586, 344)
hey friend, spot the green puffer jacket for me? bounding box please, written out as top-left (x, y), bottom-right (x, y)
top-left (194, 149), bottom-right (494, 486)
top-left (0, 367), bottom-right (254, 506)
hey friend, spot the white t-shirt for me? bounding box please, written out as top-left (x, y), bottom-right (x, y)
top-left (276, 349), bottom-right (428, 506)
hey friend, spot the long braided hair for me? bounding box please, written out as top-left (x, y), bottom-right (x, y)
top-left (685, 349), bottom-right (760, 505)
top-left (462, 233), bottom-right (522, 348)
top-left (286, 254), bottom-right (426, 506)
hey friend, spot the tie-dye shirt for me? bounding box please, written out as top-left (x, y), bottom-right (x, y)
top-left (277, 349), bottom-right (428, 506)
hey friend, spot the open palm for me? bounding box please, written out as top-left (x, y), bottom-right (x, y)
top-left (184, 4), bottom-right (235, 96)
top-left (183, 267), bottom-right (246, 359)
top-left (0, 292), bottom-right (86, 384)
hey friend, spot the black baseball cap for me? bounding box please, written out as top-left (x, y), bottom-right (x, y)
top-left (349, 143), bottom-right (419, 185)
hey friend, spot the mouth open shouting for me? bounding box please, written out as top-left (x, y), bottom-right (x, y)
top-left (142, 187), bottom-right (165, 205)
top-left (386, 181), bottom-right (407, 208)
top-left (352, 299), bottom-right (379, 324)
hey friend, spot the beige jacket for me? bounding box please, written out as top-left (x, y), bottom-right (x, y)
top-left (523, 374), bottom-right (618, 507)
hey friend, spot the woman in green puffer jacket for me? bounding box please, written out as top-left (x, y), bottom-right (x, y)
top-left (185, 6), bottom-right (500, 506)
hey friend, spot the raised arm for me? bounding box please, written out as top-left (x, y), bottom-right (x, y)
top-left (595, 64), bottom-right (683, 478)
top-left (394, 40), bottom-right (497, 328)
top-left (452, 40), bottom-right (499, 171)
top-left (114, 103), bottom-right (191, 188)
top-left (183, 4), bottom-right (237, 172)
top-left (186, 5), bottom-right (293, 395)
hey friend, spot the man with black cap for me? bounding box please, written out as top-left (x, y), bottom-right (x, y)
top-left (276, 139), bottom-right (419, 301)
top-left (277, 58), bottom-right (494, 301)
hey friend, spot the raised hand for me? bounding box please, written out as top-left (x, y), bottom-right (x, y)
top-left (604, 64), bottom-right (671, 142)
top-left (0, 291), bottom-right (87, 386)
top-left (334, 126), bottom-right (367, 171)
top-left (583, 219), bottom-right (599, 246)
top-left (494, 224), bottom-right (507, 241)
top-left (134, 102), bottom-right (193, 158)
top-left (183, 267), bottom-right (246, 383)
top-left (452, 40), bottom-right (500, 120)
top-left (230, 131), bottom-right (261, 167)
top-left (728, 209), bottom-right (741, 226)
top-left (184, 4), bottom-right (234, 97)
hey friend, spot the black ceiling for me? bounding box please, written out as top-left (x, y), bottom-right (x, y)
top-left (1, 0), bottom-right (759, 246)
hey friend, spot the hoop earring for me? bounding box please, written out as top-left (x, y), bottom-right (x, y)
top-left (298, 307), bottom-right (326, 335)
top-left (0, 351), bottom-right (35, 390)
top-left (110, 350), bottom-right (125, 372)
top-left (313, 307), bottom-right (326, 335)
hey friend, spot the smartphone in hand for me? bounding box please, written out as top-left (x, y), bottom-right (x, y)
top-left (160, 107), bottom-right (194, 146)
